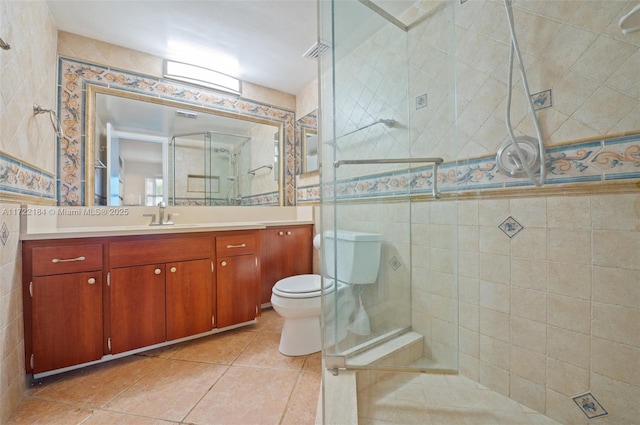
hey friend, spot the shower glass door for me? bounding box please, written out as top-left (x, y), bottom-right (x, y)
top-left (320, 0), bottom-right (458, 374)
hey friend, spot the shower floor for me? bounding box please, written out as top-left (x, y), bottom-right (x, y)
top-left (356, 371), bottom-right (563, 425)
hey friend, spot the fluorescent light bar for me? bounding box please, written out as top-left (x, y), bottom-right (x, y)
top-left (163, 60), bottom-right (241, 95)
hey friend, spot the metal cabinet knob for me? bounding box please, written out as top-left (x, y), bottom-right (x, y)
top-left (88, 277), bottom-right (96, 284)
top-left (154, 268), bottom-right (162, 275)
top-left (286, 231), bottom-right (292, 235)
top-left (170, 267), bottom-right (177, 273)
top-left (278, 231), bottom-right (284, 236)
top-left (221, 261), bottom-right (227, 267)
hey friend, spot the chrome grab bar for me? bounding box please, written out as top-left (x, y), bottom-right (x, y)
top-left (52, 256), bottom-right (86, 263)
top-left (333, 157), bottom-right (444, 199)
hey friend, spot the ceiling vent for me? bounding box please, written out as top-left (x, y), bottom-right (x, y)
top-left (176, 110), bottom-right (198, 119)
top-left (302, 41), bottom-right (331, 60)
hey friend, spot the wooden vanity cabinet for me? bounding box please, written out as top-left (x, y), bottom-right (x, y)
top-left (260, 225), bottom-right (313, 304)
top-left (215, 232), bottom-right (260, 328)
top-left (23, 241), bottom-right (104, 374)
top-left (108, 234), bottom-right (214, 354)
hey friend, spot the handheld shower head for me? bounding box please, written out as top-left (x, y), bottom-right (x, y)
top-left (33, 104), bottom-right (53, 115)
top-left (379, 119), bottom-right (396, 128)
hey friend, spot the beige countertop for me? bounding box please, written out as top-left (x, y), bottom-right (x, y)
top-left (19, 205), bottom-right (314, 240)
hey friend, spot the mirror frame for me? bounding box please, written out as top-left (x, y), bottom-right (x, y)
top-left (57, 56), bottom-right (296, 206)
top-left (85, 85), bottom-right (284, 206)
top-left (295, 109), bottom-right (318, 177)
top-left (301, 128), bottom-right (318, 175)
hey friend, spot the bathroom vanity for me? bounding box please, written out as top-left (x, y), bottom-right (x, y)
top-left (20, 206), bottom-right (314, 377)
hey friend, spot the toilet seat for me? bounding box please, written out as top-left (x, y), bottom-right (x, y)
top-left (272, 274), bottom-right (335, 299)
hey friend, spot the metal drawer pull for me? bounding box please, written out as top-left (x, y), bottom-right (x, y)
top-left (154, 268), bottom-right (162, 275)
top-left (226, 243), bottom-right (246, 249)
top-left (52, 256), bottom-right (86, 263)
top-left (221, 261), bottom-right (227, 267)
top-left (88, 278), bottom-right (96, 284)
top-left (170, 267), bottom-right (177, 273)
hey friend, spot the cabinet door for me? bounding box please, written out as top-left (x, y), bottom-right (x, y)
top-left (166, 259), bottom-right (213, 341)
top-left (260, 226), bottom-right (313, 304)
top-left (217, 255), bottom-right (259, 328)
top-left (31, 271), bottom-right (103, 373)
top-left (110, 264), bottom-right (166, 354)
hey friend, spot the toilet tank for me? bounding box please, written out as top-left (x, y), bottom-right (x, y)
top-left (323, 230), bottom-right (382, 284)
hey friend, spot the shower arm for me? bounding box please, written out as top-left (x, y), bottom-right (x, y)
top-left (333, 157), bottom-right (443, 199)
top-left (248, 164), bottom-right (273, 176)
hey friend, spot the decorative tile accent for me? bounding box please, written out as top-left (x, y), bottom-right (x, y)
top-left (389, 256), bottom-right (402, 271)
top-left (498, 216), bottom-right (524, 238)
top-left (592, 134), bottom-right (640, 180)
top-left (531, 89), bottom-right (553, 110)
top-left (572, 392), bottom-right (608, 420)
top-left (0, 153), bottom-right (56, 200)
top-left (299, 133), bottom-right (640, 204)
top-left (415, 93), bottom-right (427, 110)
top-left (0, 222), bottom-right (8, 246)
top-left (57, 57), bottom-right (296, 206)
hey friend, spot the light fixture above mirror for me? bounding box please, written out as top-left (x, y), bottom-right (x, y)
top-left (163, 60), bottom-right (242, 95)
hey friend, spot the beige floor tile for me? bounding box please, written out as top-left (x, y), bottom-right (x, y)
top-left (250, 307), bottom-right (285, 333)
top-left (233, 332), bottom-right (306, 370)
top-left (170, 329), bottom-right (258, 364)
top-left (81, 410), bottom-right (176, 424)
top-left (105, 359), bottom-right (227, 422)
top-left (27, 355), bottom-right (161, 408)
top-left (280, 371), bottom-right (322, 425)
top-left (184, 365), bottom-right (299, 425)
top-left (6, 398), bottom-right (92, 425)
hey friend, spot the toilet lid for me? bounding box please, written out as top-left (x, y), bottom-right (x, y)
top-left (273, 274), bottom-right (335, 298)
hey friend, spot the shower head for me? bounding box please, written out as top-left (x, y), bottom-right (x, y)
top-left (33, 104), bottom-right (53, 115)
top-left (379, 119), bottom-right (396, 128)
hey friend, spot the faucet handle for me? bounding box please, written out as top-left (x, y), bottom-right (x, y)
top-left (143, 213), bottom-right (159, 225)
top-left (164, 213), bottom-right (179, 225)
top-left (157, 201), bottom-right (166, 208)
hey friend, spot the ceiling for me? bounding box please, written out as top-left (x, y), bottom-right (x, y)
top-left (46, 0), bottom-right (415, 96)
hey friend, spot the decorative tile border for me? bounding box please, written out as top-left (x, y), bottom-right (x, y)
top-left (0, 153), bottom-right (56, 200)
top-left (296, 133), bottom-right (640, 203)
top-left (57, 57), bottom-right (296, 206)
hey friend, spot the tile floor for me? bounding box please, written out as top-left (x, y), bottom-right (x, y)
top-left (7, 309), bottom-right (321, 425)
top-left (9, 308), bottom-right (564, 425)
top-left (357, 371), bottom-right (563, 425)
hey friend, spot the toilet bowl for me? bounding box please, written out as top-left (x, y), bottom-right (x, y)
top-left (271, 274), bottom-right (334, 356)
top-left (271, 230), bottom-right (382, 356)
top-left (271, 274), bottom-right (356, 356)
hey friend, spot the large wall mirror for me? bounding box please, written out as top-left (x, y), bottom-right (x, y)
top-left (86, 86), bottom-right (282, 206)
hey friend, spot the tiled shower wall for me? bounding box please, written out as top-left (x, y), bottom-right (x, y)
top-left (323, 0), bottom-right (640, 424)
top-left (412, 1), bottom-right (639, 423)
top-left (456, 193), bottom-right (640, 425)
top-left (0, 0), bottom-right (58, 422)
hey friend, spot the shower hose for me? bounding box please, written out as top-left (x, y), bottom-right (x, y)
top-left (503, 0), bottom-right (546, 186)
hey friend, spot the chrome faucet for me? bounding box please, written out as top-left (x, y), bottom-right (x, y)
top-left (143, 201), bottom-right (178, 225)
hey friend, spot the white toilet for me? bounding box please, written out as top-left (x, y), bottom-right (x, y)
top-left (271, 230), bottom-right (382, 356)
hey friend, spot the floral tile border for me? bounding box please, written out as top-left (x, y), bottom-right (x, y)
top-left (57, 57), bottom-right (296, 206)
top-left (0, 153), bottom-right (56, 200)
top-left (296, 133), bottom-right (640, 203)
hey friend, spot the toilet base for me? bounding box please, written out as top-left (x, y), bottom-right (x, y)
top-left (279, 316), bottom-right (321, 356)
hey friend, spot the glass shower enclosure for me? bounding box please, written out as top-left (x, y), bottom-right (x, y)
top-left (319, 0), bottom-right (458, 377)
top-left (169, 131), bottom-right (250, 205)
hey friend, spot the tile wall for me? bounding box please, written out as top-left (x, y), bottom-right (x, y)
top-left (320, 0), bottom-right (640, 424)
top-left (0, 0), bottom-right (58, 422)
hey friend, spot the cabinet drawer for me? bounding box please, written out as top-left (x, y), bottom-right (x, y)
top-left (110, 235), bottom-right (212, 268)
top-left (32, 244), bottom-right (103, 276)
top-left (216, 233), bottom-right (256, 257)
